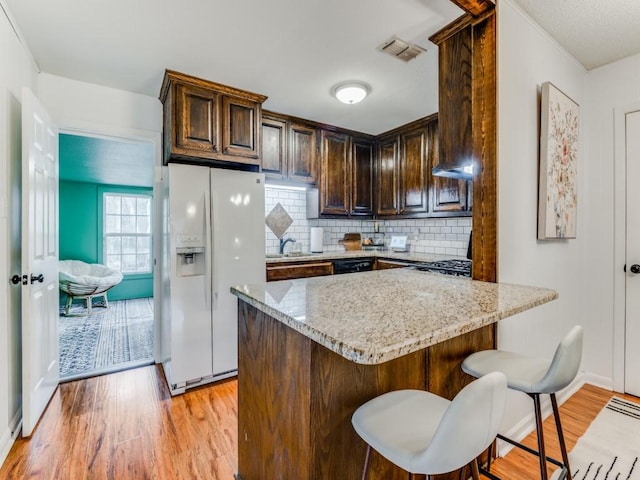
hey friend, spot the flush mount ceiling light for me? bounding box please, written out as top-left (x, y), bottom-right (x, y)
top-left (332, 82), bottom-right (371, 105)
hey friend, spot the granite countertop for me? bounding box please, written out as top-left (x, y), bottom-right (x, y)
top-left (231, 269), bottom-right (558, 365)
top-left (266, 249), bottom-right (467, 264)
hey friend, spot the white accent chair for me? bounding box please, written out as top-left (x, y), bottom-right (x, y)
top-left (59, 260), bottom-right (124, 316)
top-left (462, 325), bottom-right (583, 480)
top-left (351, 372), bottom-right (508, 480)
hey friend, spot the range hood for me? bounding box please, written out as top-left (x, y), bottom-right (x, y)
top-left (432, 163), bottom-right (474, 180)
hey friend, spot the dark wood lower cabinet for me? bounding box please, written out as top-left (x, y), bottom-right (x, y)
top-left (237, 301), bottom-right (495, 480)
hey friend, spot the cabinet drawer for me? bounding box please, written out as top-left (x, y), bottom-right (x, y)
top-left (266, 261), bottom-right (333, 281)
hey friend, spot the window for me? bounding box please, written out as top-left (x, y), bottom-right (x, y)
top-left (103, 193), bottom-right (152, 274)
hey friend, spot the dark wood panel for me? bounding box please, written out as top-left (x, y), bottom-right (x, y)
top-left (471, 13), bottom-right (497, 283)
top-left (375, 259), bottom-right (411, 270)
top-left (310, 343), bottom-right (426, 480)
top-left (261, 115), bottom-right (287, 180)
top-left (351, 138), bottom-right (374, 216)
top-left (399, 126), bottom-right (429, 215)
top-left (237, 302), bottom-right (312, 480)
top-left (175, 83), bottom-right (219, 155)
top-left (320, 130), bottom-right (350, 215)
top-left (427, 324), bottom-right (496, 480)
top-left (427, 325), bottom-right (495, 400)
top-left (266, 261), bottom-right (333, 281)
top-left (436, 25), bottom-right (473, 174)
top-left (429, 121), bottom-right (469, 213)
top-left (376, 136), bottom-right (399, 216)
top-left (289, 122), bottom-right (318, 184)
top-left (222, 96), bottom-right (259, 158)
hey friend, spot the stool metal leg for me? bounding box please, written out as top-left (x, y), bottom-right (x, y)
top-left (550, 393), bottom-right (572, 480)
top-left (361, 445), bottom-right (371, 480)
top-left (532, 394), bottom-right (549, 480)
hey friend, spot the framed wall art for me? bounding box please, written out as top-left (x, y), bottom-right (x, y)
top-left (537, 81), bottom-right (579, 240)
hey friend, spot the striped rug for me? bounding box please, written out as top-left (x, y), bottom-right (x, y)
top-left (552, 396), bottom-right (640, 479)
top-left (58, 297), bottom-right (154, 380)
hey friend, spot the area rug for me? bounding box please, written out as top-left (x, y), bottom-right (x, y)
top-left (551, 396), bottom-right (640, 479)
top-left (58, 297), bottom-right (154, 379)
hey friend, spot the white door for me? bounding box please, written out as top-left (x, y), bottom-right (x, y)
top-left (21, 88), bottom-right (60, 436)
top-left (625, 109), bottom-right (640, 396)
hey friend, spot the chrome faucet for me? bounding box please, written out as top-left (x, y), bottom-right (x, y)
top-left (279, 236), bottom-right (296, 254)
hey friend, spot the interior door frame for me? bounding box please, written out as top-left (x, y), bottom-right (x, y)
top-left (612, 100), bottom-right (640, 392)
top-left (58, 123), bottom-right (163, 362)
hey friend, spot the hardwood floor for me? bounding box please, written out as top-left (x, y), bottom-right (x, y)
top-left (0, 366), bottom-right (637, 479)
top-left (0, 366), bottom-right (237, 480)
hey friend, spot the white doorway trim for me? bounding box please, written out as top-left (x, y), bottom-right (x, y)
top-left (57, 121), bottom-right (163, 363)
top-left (613, 100), bottom-right (640, 392)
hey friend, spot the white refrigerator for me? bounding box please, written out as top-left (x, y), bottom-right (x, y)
top-left (162, 163), bottom-right (265, 395)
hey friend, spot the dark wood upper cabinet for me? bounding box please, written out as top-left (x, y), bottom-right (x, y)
top-left (376, 135), bottom-right (400, 217)
top-left (433, 25), bottom-right (473, 174)
top-left (289, 122), bottom-right (318, 184)
top-left (351, 138), bottom-right (374, 216)
top-left (174, 83), bottom-right (220, 157)
top-left (222, 96), bottom-right (259, 158)
top-left (428, 121), bottom-right (468, 213)
top-left (320, 130), bottom-right (350, 216)
top-left (261, 114), bottom-right (287, 181)
top-left (261, 113), bottom-right (318, 185)
top-left (160, 69), bottom-right (267, 166)
top-left (399, 126), bottom-right (429, 215)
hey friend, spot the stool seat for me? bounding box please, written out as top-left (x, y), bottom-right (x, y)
top-left (462, 350), bottom-right (552, 394)
top-left (352, 372), bottom-right (507, 478)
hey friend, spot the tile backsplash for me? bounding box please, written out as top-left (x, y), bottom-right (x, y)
top-left (265, 185), bottom-right (471, 257)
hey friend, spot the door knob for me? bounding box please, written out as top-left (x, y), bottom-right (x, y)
top-left (30, 273), bottom-right (44, 284)
top-left (631, 264), bottom-right (640, 274)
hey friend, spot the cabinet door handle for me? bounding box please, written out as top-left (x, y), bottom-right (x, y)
top-left (30, 273), bottom-right (44, 284)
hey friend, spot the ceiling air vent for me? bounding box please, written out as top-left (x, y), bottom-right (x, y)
top-left (378, 36), bottom-right (426, 62)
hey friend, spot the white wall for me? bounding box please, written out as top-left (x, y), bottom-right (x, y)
top-left (0, 0), bottom-right (39, 465)
top-left (38, 73), bottom-right (161, 136)
top-left (497, 0), bottom-right (590, 436)
top-left (585, 53), bottom-right (640, 390)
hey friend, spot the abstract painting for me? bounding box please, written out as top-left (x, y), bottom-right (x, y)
top-left (538, 82), bottom-right (579, 239)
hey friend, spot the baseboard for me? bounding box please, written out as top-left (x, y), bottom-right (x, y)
top-left (496, 372), bottom-right (591, 458)
top-left (0, 409), bottom-right (22, 468)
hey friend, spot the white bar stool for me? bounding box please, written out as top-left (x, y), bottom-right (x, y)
top-left (351, 372), bottom-right (507, 480)
top-left (461, 325), bottom-right (583, 480)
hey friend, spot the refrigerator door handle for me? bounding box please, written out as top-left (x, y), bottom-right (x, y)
top-left (207, 189), bottom-right (218, 309)
top-left (204, 192), bottom-right (213, 310)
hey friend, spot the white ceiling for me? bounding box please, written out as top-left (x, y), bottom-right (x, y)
top-left (510, 0), bottom-right (640, 70)
top-left (4, 0), bottom-right (463, 136)
top-left (6, 1), bottom-right (640, 138)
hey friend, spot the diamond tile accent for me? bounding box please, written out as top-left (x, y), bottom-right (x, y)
top-left (265, 202), bottom-right (293, 239)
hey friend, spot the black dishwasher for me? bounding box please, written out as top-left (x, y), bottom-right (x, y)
top-left (332, 258), bottom-right (375, 274)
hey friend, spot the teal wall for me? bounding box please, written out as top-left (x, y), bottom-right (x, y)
top-left (59, 180), bottom-right (153, 301)
top-left (59, 133), bottom-right (154, 303)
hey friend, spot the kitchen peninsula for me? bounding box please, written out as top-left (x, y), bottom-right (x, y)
top-left (231, 269), bottom-right (557, 480)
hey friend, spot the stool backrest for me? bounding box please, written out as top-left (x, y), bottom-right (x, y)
top-left (416, 371), bottom-right (507, 475)
top-left (536, 325), bottom-right (583, 394)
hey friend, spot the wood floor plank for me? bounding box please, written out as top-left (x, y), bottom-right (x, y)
top-left (1, 365), bottom-right (638, 479)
